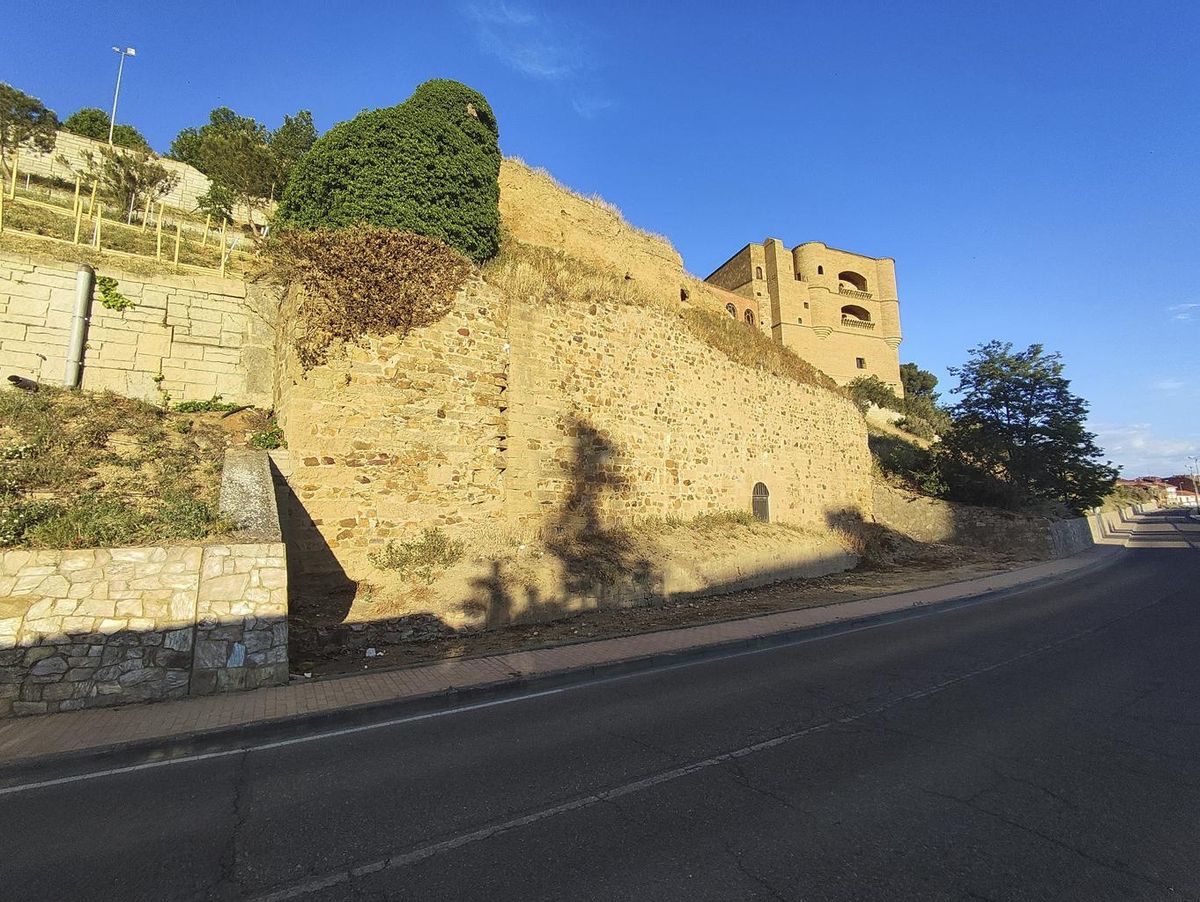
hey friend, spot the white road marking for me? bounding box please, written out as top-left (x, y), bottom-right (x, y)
top-left (246, 603), bottom-right (1149, 902)
top-left (0, 557), bottom-right (1118, 800)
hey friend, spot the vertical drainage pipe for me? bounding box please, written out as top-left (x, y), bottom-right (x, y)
top-left (64, 263), bottom-right (95, 389)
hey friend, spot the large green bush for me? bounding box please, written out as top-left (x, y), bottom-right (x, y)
top-left (276, 80), bottom-right (501, 263)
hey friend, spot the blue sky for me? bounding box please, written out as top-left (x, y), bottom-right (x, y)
top-left (7, 0), bottom-right (1198, 475)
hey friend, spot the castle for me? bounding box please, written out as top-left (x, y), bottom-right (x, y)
top-left (704, 238), bottom-right (904, 394)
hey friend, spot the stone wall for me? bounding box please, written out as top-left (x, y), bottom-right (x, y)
top-left (0, 252), bottom-right (273, 406)
top-left (13, 130), bottom-right (263, 225)
top-left (0, 452), bottom-right (287, 717)
top-left (275, 271), bottom-right (873, 624)
top-left (504, 296), bottom-right (873, 530)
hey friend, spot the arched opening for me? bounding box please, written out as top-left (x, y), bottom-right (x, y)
top-left (755, 266), bottom-right (763, 279)
top-left (680, 287), bottom-right (690, 303)
top-left (841, 304), bottom-right (871, 322)
top-left (725, 303), bottom-right (737, 318)
top-left (838, 270), bottom-right (868, 292)
top-left (744, 310), bottom-right (755, 326)
top-left (752, 482), bottom-right (770, 523)
top-left (817, 265), bottom-right (824, 275)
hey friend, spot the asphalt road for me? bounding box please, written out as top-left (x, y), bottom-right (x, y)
top-left (2, 512), bottom-right (1199, 901)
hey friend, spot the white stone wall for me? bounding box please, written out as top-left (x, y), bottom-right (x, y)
top-left (0, 252), bottom-right (274, 406)
top-left (0, 542), bottom-right (287, 717)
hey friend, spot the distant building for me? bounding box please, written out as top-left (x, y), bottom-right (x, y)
top-left (705, 239), bottom-right (903, 393)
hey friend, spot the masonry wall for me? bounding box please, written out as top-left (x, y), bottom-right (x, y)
top-left (504, 297), bottom-right (873, 530)
top-left (0, 252), bottom-right (274, 406)
top-left (0, 450), bottom-right (287, 718)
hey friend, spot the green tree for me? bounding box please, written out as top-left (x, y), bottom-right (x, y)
top-left (938, 341), bottom-right (1116, 513)
top-left (276, 80), bottom-right (501, 262)
top-left (900, 362), bottom-right (939, 400)
top-left (61, 107), bottom-right (150, 150)
top-left (0, 83), bottom-right (57, 179)
top-left (168, 106), bottom-right (314, 232)
top-left (76, 146), bottom-right (179, 221)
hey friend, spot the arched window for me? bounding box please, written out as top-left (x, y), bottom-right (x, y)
top-left (745, 310), bottom-right (755, 326)
top-left (752, 482), bottom-right (770, 523)
top-left (817, 265), bottom-right (824, 275)
top-left (841, 304), bottom-right (871, 322)
top-left (838, 271), bottom-right (868, 292)
top-left (726, 303), bottom-right (737, 318)
top-left (755, 266), bottom-right (763, 279)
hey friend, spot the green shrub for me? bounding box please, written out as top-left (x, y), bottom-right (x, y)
top-left (174, 395), bottom-right (240, 413)
top-left (368, 528), bottom-right (465, 583)
top-left (276, 80), bottom-right (501, 263)
top-left (249, 425), bottom-right (285, 450)
top-left (95, 275), bottom-right (133, 311)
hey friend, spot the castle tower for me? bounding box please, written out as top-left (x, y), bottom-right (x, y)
top-left (705, 239), bottom-right (904, 394)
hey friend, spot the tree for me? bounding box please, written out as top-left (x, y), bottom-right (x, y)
top-left (900, 362), bottom-right (939, 400)
top-left (276, 80), bottom-right (501, 262)
top-left (74, 146), bottom-right (179, 220)
top-left (0, 83), bottom-right (57, 179)
top-left (938, 341), bottom-right (1116, 513)
top-left (168, 106), bottom-right (314, 232)
top-left (269, 110), bottom-right (317, 194)
top-left (62, 107), bottom-right (151, 151)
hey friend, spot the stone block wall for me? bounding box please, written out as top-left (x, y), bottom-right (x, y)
top-left (0, 451), bottom-right (287, 717)
top-left (504, 297), bottom-right (873, 531)
top-left (0, 252), bottom-right (274, 406)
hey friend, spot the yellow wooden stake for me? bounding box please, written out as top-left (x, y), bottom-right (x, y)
top-left (173, 223), bottom-right (181, 270)
top-left (219, 219), bottom-right (228, 278)
top-left (155, 202), bottom-right (164, 259)
top-left (72, 176), bottom-right (81, 215)
top-left (94, 207), bottom-right (102, 250)
top-left (141, 194), bottom-right (152, 232)
top-left (0, 190), bottom-right (5, 234)
top-left (8, 153), bottom-right (17, 200)
top-left (87, 181), bottom-right (98, 215)
top-left (72, 200), bottom-right (84, 244)
top-left (202, 213), bottom-right (211, 248)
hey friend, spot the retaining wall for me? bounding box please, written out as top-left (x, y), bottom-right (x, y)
top-left (0, 252), bottom-right (274, 406)
top-left (0, 451), bottom-right (287, 717)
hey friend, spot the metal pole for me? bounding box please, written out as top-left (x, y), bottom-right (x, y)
top-left (65, 265), bottom-right (95, 389)
top-left (108, 51), bottom-right (128, 145)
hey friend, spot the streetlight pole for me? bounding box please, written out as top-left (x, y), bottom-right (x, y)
top-left (1188, 455), bottom-right (1200, 511)
top-left (107, 46), bottom-right (137, 145)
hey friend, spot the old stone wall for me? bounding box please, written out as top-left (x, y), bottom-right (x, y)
top-left (273, 278), bottom-right (509, 591)
top-left (0, 451), bottom-right (287, 717)
top-left (504, 297), bottom-right (873, 530)
top-left (0, 252), bottom-right (273, 406)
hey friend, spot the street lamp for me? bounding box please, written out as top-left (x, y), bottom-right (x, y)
top-left (1189, 455), bottom-right (1200, 510)
top-left (108, 46), bottom-right (137, 145)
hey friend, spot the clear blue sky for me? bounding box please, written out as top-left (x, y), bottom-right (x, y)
top-left (7, 0), bottom-right (1198, 475)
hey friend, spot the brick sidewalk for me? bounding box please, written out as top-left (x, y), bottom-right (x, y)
top-left (0, 548), bottom-right (1119, 765)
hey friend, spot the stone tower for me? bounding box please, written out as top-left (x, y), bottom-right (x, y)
top-left (704, 239), bottom-right (903, 394)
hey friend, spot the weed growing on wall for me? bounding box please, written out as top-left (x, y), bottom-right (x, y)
top-left (273, 227), bottom-right (471, 369)
top-left (95, 275), bottom-right (134, 311)
top-left (368, 528), bottom-right (465, 584)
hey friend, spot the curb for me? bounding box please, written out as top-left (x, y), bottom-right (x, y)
top-left (0, 546), bottom-right (1125, 785)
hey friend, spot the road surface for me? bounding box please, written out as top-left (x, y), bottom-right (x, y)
top-left (2, 511), bottom-right (1198, 901)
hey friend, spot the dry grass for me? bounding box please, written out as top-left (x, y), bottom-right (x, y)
top-left (679, 305), bottom-right (849, 398)
top-left (504, 157), bottom-right (676, 248)
top-left (0, 387), bottom-right (254, 548)
top-left (482, 237), bottom-right (663, 309)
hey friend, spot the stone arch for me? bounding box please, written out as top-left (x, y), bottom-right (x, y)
top-left (838, 270), bottom-right (868, 292)
top-left (755, 266), bottom-right (763, 279)
top-left (744, 309), bottom-right (755, 326)
top-left (841, 304), bottom-right (871, 322)
top-left (726, 303), bottom-right (737, 318)
top-left (752, 482), bottom-right (770, 523)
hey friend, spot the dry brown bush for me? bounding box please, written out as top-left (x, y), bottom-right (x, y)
top-left (273, 227), bottom-right (472, 368)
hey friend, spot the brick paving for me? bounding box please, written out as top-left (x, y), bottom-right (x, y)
top-left (0, 548), bottom-right (1118, 765)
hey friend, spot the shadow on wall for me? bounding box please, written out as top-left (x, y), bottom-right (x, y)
top-left (461, 415), bottom-right (663, 628)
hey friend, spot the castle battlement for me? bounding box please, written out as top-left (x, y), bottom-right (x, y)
top-left (704, 238), bottom-right (903, 393)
